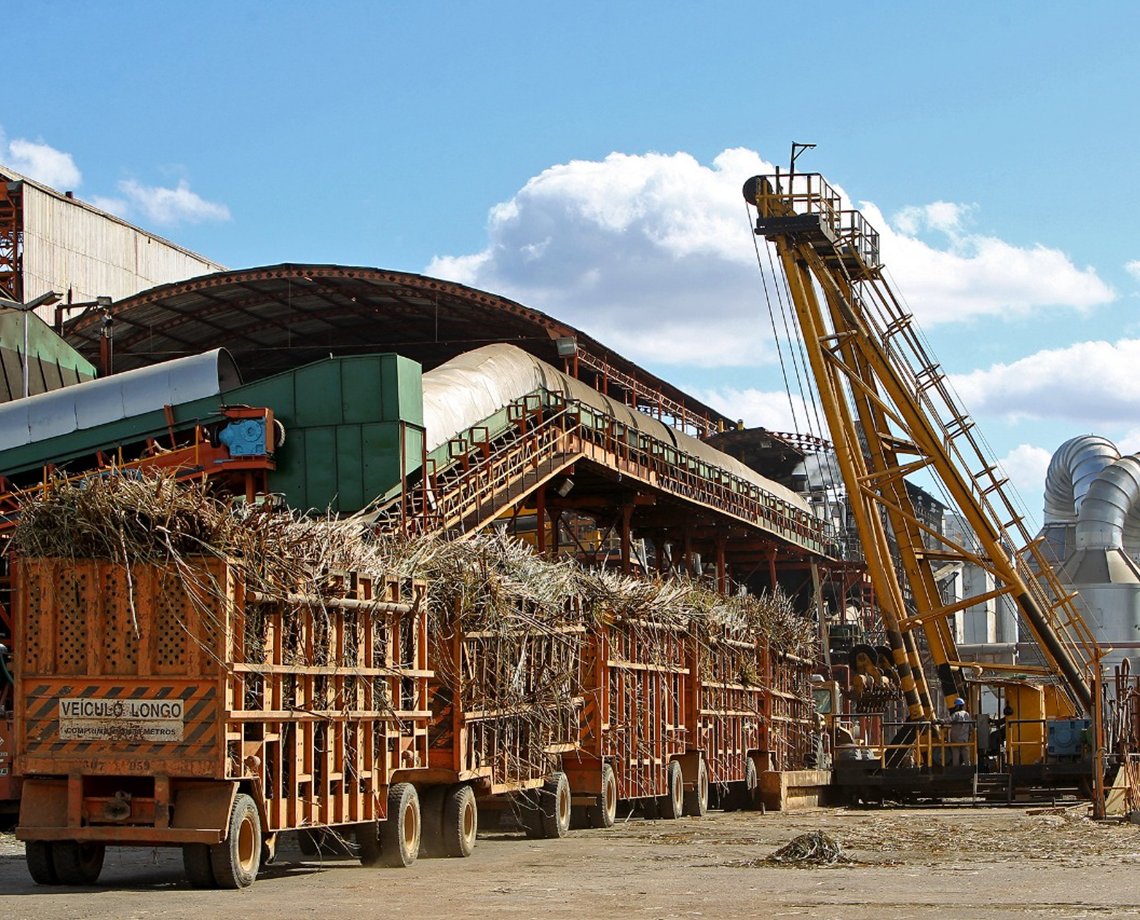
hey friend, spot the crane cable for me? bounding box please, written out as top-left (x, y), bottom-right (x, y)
top-left (766, 238), bottom-right (842, 494)
top-left (748, 203), bottom-right (802, 436)
top-left (747, 202), bottom-right (843, 501)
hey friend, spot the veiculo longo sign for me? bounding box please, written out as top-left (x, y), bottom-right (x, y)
top-left (58, 697), bottom-right (185, 742)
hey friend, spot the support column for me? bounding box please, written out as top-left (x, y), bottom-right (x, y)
top-left (536, 485), bottom-right (547, 556)
top-left (620, 503), bottom-right (634, 574)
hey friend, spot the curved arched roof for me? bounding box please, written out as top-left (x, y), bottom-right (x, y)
top-left (61, 264), bottom-right (731, 433)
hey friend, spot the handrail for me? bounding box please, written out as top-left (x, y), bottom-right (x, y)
top-left (388, 387), bottom-right (833, 553)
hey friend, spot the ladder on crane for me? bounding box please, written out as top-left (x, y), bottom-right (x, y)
top-left (742, 168), bottom-right (1098, 720)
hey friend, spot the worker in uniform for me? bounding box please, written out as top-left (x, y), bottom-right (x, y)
top-left (989, 704), bottom-right (1014, 765)
top-left (947, 697), bottom-right (973, 767)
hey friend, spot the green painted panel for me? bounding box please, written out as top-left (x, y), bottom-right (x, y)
top-left (301, 427), bottom-right (338, 512)
top-left (294, 361), bottom-right (345, 427)
top-left (0, 311), bottom-right (97, 376)
top-left (362, 422), bottom-right (401, 503)
top-left (340, 358), bottom-right (382, 425)
top-left (2, 352), bottom-right (426, 516)
top-left (336, 425), bottom-right (365, 511)
top-left (231, 374), bottom-right (296, 420)
top-left (233, 353), bottom-right (425, 513)
top-left (264, 428), bottom-right (307, 508)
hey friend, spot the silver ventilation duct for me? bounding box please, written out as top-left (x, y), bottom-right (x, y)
top-left (1075, 456), bottom-right (1140, 552)
top-left (1043, 434), bottom-right (1119, 525)
top-left (1046, 437), bottom-right (1140, 672)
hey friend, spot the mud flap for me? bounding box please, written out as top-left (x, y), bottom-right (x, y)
top-left (16, 778), bottom-right (68, 832)
top-left (171, 782), bottom-right (238, 839)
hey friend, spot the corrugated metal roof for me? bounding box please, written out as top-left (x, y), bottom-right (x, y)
top-left (61, 264), bottom-right (733, 433)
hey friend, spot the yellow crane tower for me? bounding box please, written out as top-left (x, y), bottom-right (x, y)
top-left (741, 160), bottom-right (1099, 744)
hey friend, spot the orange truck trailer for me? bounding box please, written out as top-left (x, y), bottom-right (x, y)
top-left (424, 599), bottom-right (586, 842)
top-left (12, 555), bottom-right (439, 888)
top-left (566, 614), bottom-right (694, 825)
top-left (565, 612), bottom-right (783, 826)
top-left (691, 627), bottom-right (772, 811)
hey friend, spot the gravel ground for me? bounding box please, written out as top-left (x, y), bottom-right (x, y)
top-left (1, 804), bottom-right (1139, 920)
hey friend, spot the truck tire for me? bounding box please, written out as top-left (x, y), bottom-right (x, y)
top-left (683, 758), bottom-right (709, 817)
top-left (742, 757), bottom-right (759, 811)
top-left (183, 843), bottom-right (216, 888)
top-left (442, 784), bottom-right (478, 857)
top-left (418, 785), bottom-right (447, 858)
top-left (52, 841), bottom-right (105, 886)
top-left (585, 763), bottom-right (618, 829)
top-left (723, 757), bottom-right (757, 811)
top-left (543, 772), bottom-right (572, 838)
top-left (377, 782), bottom-right (420, 868)
top-left (25, 841), bottom-right (59, 885)
top-left (523, 772), bottom-right (571, 839)
top-left (658, 760), bottom-right (684, 819)
top-left (209, 793), bottom-right (262, 889)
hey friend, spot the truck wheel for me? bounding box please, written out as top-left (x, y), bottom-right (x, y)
top-left (523, 772), bottom-right (572, 839)
top-left (418, 785), bottom-right (447, 858)
top-left (724, 757), bottom-right (757, 811)
top-left (586, 763), bottom-right (618, 829)
top-left (209, 793), bottom-right (262, 889)
top-left (659, 761), bottom-right (684, 819)
top-left (25, 841), bottom-right (59, 885)
top-left (183, 844), bottom-right (216, 888)
top-left (52, 841), bottom-right (105, 886)
top-left (377, 783), bottom-right (420, 867)
top-left (443, 784), bottom-right (478, 857)
top-left (742, 757), bottom-right (759, 811)
top-left (542, 772), bottom-right (572, 838)
top-left (683, 758), bottom-right (709, 817)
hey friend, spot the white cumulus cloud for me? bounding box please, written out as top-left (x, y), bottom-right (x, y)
top-left (431, 147), bottom-right (775, 368)
top-left (689, 385), bottom-right (824, 437)
top-left (427, 148), bottom-right (1114, 370)
top-left (1125, 260), bottom-right (1140, 282)
top-left (996, 443), bottom-right (1053, 511)
top-left (118, 178), bottom-right (230, 225)
top-left (951, 339), bottom-right (1140, 425)
top-left (871, 200), bottom-right (1113, 326)
top-left (2, 135), bottom-right (82, 189)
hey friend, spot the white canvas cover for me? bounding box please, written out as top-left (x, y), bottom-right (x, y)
top-left (421, 344), bottom-right (807, 513)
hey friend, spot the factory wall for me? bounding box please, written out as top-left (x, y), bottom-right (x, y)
top-left (18, 182), bottom-right (224, 306)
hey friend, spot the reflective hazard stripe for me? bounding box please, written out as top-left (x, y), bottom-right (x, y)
top-left (23, 684), bottom-right (219, 760)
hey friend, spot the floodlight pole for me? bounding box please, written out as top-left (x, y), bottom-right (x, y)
top-left (2, 290), bottom-right (64, 398)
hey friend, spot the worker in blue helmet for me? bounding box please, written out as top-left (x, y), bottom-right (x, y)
top-left (947, 697), bottom-right (973, 768)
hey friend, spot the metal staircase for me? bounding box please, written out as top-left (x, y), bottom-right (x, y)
top-left (972, 771), bottom-right (1013, 805)
top-left (378, 388), bottom-right (831, 554)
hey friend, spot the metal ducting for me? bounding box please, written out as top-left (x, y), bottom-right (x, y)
top-left (0, 348), bottom-right (242, 454)
top-left (1075, 456), bottom-right (1140, 552)
top-left (1043, 434), bottom-right (1119, 524)
top-left (1048, 438), bottom-right (1140, 672)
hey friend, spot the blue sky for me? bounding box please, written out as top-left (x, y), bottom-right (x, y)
top-left (7, 1), bottom-right (1140, 528)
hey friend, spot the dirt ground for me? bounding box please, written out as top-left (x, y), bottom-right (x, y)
top-left (2, 803), bottom-right (1140, 920)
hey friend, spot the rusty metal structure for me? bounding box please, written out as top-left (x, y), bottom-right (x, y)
top-left (4, 251), bottom-right (840, 886)
top-left (52, 265), bottom-right (838, 597)
top-left (0, 168), bottom-right (224, 312)
top-left (60, 265), bottom-right (729, 437)
top-left (14, 555), bottom-right (433, 887)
